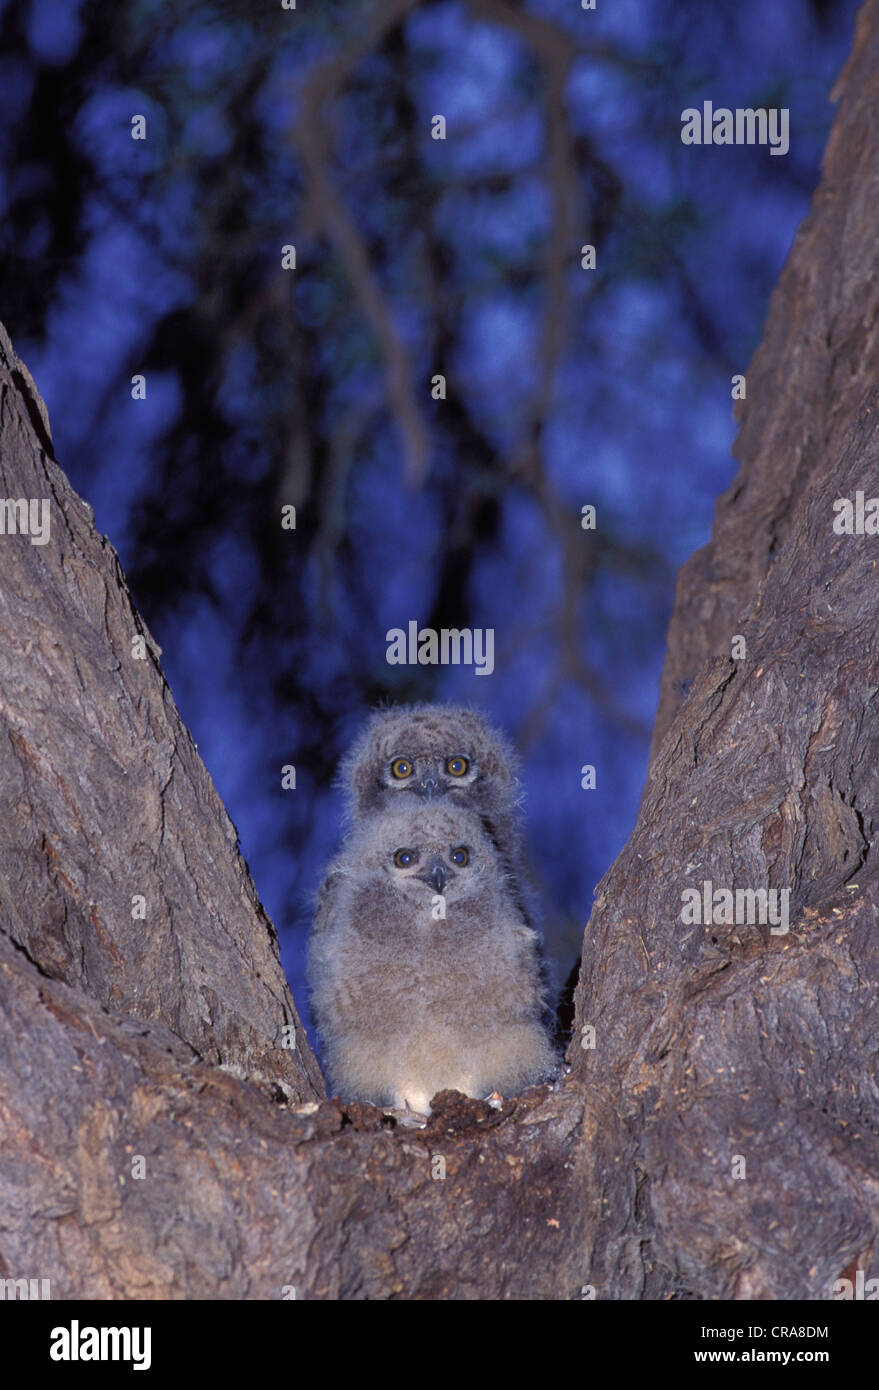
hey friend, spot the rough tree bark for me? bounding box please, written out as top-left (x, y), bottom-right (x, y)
top-left (1, 2), bottom-right (878, 1300)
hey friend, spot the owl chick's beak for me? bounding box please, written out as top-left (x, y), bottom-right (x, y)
top-left (416, 856), bottom-right (449, 894)
top-left (417, 768), bottom-right (439, 799)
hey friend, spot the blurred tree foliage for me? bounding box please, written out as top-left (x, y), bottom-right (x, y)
top-left (0, 0), bottom-right (856, 1025)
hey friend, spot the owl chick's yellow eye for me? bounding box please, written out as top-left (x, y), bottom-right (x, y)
top-left (391, 757), bottom-right (413, 780)
top-left (450, 846), bottom-right (469, 867)
top-left (446, 756), bottom-right (469, 777)
top-left (393, 848), bottom-right (418, 869)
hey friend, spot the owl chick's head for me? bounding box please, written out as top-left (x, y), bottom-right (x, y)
top-left (348, 802), bottom-right (500, 908)
top-left (341, 703), bottom-right (520, 825)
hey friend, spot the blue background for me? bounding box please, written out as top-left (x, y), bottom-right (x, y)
top-left (0, 0), bottom-right (858, 1041)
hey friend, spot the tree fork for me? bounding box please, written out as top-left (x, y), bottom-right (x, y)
top-left (1, 0), bottom-right (878, 1299)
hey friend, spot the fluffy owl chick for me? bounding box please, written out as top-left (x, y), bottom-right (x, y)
top-left (308, 802), bottom-right (557, 1114)
top-left (340, 702), bottom-right (526, 899)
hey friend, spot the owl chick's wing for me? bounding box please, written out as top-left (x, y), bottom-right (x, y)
top-left (311, 867), bottom-right (344, 941)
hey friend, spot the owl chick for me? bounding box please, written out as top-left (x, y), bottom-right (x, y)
top-left (308, 802), bottom-right (557, 1114)
top-left (339, 703), bottom-right (529, 913)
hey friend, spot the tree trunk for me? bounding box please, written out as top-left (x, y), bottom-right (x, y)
top-left (2, 0), bottom-right (878, 1299)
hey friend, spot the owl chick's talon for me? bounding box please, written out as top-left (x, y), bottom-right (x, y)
top-left (381, 1105), bottom-right (428, 1128)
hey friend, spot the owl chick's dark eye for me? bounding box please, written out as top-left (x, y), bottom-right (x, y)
top-left (393, 848), bottom-right (418, 869)
top-left (450, 846), bottom-right (470, 867)
top-left (446, 756), bottom-right (469, 777)
top-left (391, 757), bottom-right (413, 780)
